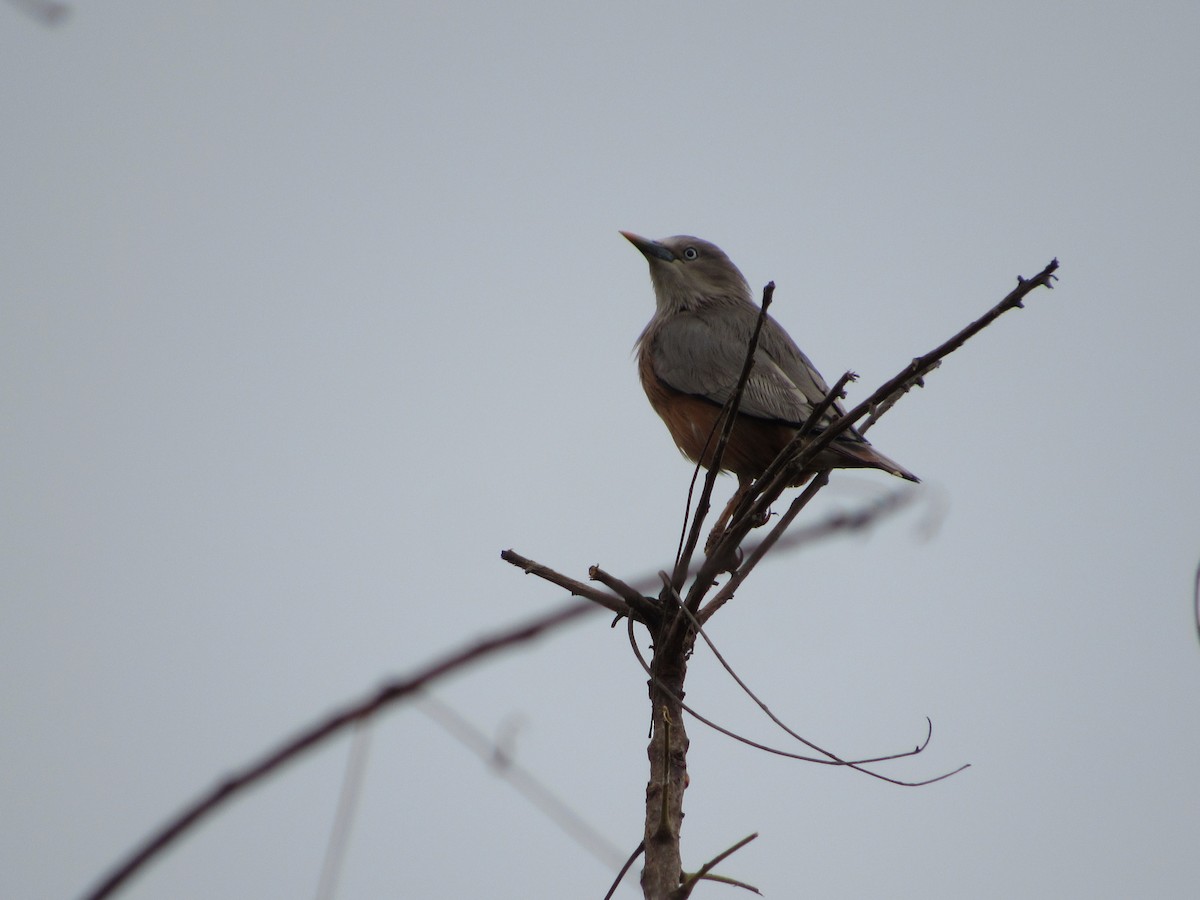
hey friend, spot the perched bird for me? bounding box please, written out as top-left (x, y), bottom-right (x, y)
top-left (622, 231), bottom-right (919, 503)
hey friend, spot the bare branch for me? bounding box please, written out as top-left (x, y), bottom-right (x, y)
top-left (700, 472), bottom-right (831, 622)
top-left (671, 282), bottom-right (775, 591)
top-left (780, 259), bottom-right (1060, 483)
top-left (860, 362), bottom-right (937, 434)
top-left (419, 696), bottom-right (627, 870)
top-left (799, 370), bottom-right (857, 440)
top-left (675, 592), bottom-right (958, 774)
top-left (625, 614), bottom-right (965, 785)
top-left (313, 722), bottom-right (372, 900)
top-left (675, 833), bottom-right (760, 899)
top-left (700, 259), bottom-right (1060, 594)
top-left (701, 480), bottom-right (915, 623)
top-left (603, 841), bottom-right (646, 900)
top-left (79, 601), bottom-right (595, 900)
top-left (501, 549), bottom-right (635, 620)
top-left (589, 565), bottom-right (660, 624)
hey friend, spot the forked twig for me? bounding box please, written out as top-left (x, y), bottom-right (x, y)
top-left (501, 550), bottom-right (637, 620)
top-left (675, 833), bottom-right (760, 898)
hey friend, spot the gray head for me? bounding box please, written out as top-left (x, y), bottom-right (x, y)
top-left (621, 232), bottom-right (754, 315)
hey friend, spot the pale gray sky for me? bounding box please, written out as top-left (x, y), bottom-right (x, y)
top-left (3, 3), bottom-right (1199, 898)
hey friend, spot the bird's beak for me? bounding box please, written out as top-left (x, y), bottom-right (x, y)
top-left (620, 230), bottom-right (675, 262)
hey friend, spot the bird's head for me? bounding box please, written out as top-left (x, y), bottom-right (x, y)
top-left (620, 232), bottom-right (753, 314)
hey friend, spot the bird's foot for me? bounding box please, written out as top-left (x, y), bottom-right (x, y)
top-left (703, 532), bottom-right (743, 573)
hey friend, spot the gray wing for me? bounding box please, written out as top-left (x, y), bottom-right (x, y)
top-left (649, 307), bottom-right (845, 426)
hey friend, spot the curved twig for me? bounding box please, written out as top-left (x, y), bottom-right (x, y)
top-left (674, 587), bottom-right (953, 777)
top-left (603, 841), bottom-right (646, 900)
top-left (625, 614), bottom-right (964, 785)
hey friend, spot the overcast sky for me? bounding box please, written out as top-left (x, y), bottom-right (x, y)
top-left (4, 3), bottom-right (1199, 899)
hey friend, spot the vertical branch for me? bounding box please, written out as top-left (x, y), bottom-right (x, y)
top-left (670, 283), bottom-right (775, 591)
top-left (640, 637), bottom-right (691, 898)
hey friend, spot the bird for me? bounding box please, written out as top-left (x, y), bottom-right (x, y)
top-left (622, 231), bottom-right (918, 523)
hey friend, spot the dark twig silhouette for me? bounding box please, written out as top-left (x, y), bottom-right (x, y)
top-left (670, 282), bottom-right (776, 591)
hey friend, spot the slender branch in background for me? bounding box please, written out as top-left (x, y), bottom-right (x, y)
top-left (418, 696), bottom-right (628, 870)
top-left (78, 601), bottom-right (595, 900)
top-left (313, 721), bottom-right (373, 900)
top-left (7, 0), bottom-right (70, 26)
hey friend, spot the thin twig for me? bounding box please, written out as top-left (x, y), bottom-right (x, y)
top-left (701, 472), bottom-right (831, 621)
top-left (501, 549), bottom-right (635, 620)
top-left (625, 614), bottom-right (964, 784)
top-left (671, 282), bottom-right (775, 592)
top-left (860, 363), bottom-right (937, 434)
top-left (718, 373), bottom-right (854, 557)
top-left (589, 565), bottom-right (659, 623)
top-left (603, 841), bottom-right (646, 900)
top-left (419, 696), bottom-right (627, 870)
top-left (687, 873), bottom-right (762, 895)
top-left (675, 833), bottom-right (759, 899)
top-left (701, 479), bottom-right (916, 624)
top-left (799, 370), bottom-right (857, 439)
top-left (313, 721), bottom-right (373, 900)
top-left (674, 592), bottom-right (949, 778)
top-left (708, 259), bottom-right (1060, 580)
top-left (79, 601), bottom-right (595, 900)
top-left (774, 259), bottom-right (1060, 486)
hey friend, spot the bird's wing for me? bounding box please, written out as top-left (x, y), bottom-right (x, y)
top-left (649, 309), bottom-right (840, 426)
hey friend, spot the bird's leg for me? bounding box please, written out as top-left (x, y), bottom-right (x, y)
top-left (704, 477), bottom-right (758, 561)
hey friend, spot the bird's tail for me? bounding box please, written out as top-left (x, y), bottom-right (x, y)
top-left (831, 438), bottom-right (920, 483)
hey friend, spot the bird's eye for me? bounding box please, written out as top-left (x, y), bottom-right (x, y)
top-left (682, 247), bottom-right (699, 260)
